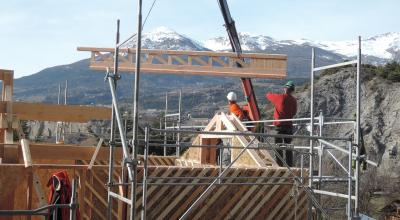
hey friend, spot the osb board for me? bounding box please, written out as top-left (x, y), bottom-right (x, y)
top-left (137, 155), bottom-right (177, 166)
top-left (180, 136), bottom-right (201, 163)
top-left (231, 136), bottom-right (259, 167)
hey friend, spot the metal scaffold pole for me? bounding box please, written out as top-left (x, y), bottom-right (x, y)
top-left (106, 19), bottom-right (119, 220)
top-left (141, 126), bottom-right (150, 220)
top-left (58, 83), bottom-right (61, 105)
top-left (131, 0), bottom-right (143, 219)
top-left (317, 110), bottom-right (324, 219)
top-left (355, 35), bottom-right (362, 218)
top-left (177, 89), bottom-right (182, 156)
top-left (164, 92), bottom-right (168, 156)
top-left (308, 47), bottom-right (315, 220)
top-left (347, 141), bottom-right (353, 220)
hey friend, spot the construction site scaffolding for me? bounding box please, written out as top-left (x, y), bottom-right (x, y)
top-left (100, 5), bottom-right (376, 217)
top-left (80, 0), bottom-right (378, 219)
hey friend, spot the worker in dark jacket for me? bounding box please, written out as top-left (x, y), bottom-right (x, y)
top-left (266, 81), bottom-right (297, 167)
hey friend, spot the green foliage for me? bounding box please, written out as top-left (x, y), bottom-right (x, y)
top-left (376, 61), bottom-right (400, 82)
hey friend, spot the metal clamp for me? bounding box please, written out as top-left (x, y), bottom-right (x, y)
top-left (104, 67), bottom-right (121, 81)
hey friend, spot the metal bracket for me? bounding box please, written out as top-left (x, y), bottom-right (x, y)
top-left (104, 67), bottom-right (121, 81)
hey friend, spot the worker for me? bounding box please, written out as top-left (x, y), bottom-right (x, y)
top-left (266, 81), bottom-right (297, 167)
top-left (227, 91), bottom-right (244, 120)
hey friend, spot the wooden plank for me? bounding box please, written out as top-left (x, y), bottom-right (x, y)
top-left (192, 168), bottom-right (242, 220)
top-left (27, 170), bottom-right (33, 220)
top-left (15, 143), bottom-right (123, 161)
top-left (168, 168), bottom-right (218, 220)
top-left (145, 167), bottom-right (181, 211)
top-left (0, 101), bottom-right (111, 122)
top-left (32, 173), bottom-right (46, 207)
top-left (276, 190), bottom-right (307, 220)
top-left (214, 169), bottom-right (263, 219)
top-left (266, 184), bottom-right (295, 220)
top-left (149, 168), bottom-right (194, 218)
top-left (79, 170), bottom-right (87, 217)
top-left (84, 197), bottom-right (107, 220)
top-left (229, 169), bottom-right (278, 217)
top-left (245, 170), bottom-right (291, 219)
top-left (85, 181), bottom-right (118, 218)
top-left (158, 168), bottom-right (211, 219)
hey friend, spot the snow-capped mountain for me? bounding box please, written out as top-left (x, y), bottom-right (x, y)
top-left (123, 26), bottom-right (208, 51)
top-left (122, 27), bottom-right (400, 76)
top-left (205, 32), bottom-right (400, 64)
top-left (313, 32), bottom-right (400, 60)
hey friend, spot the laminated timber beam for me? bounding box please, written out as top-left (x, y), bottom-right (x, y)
top-left (0, 101), bottom-right (111, 123)
top-left (77, 47), bottom-right (287, 79)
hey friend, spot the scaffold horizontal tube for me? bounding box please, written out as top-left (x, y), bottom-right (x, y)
top-left (151, 128), bottom-right (351, 141)
top-left (319, 139), bottom-right (379, 167)
top-left (165, 113), bottom-right (180, 117)
top-left (313, 60), bottom-right (357, 72)
top-left (313, 189), bottom-right (355, 200)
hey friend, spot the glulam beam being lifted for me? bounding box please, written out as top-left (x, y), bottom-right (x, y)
top-left (77, 47), bottom-right (287, 79)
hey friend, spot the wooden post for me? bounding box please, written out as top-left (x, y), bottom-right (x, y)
top-left (0, 70), bottom-right (15, 217)
top-left (20, 139), bottom-right (32, 167)
top-left (0, 70), bottom-right (15, 163)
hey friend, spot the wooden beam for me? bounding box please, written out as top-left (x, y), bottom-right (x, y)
top-left (0, 101), bottom-right (111, 122)
top-left (1, 143), bottom-right (123, 161)
top-left (77, 47), bottom-right (287, 79)
top-left (0, 69), bottom-right (14, 88)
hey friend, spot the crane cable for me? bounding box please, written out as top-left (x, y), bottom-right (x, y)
top-left (119, 0), bottom-right (158, 48)
top-left (143, 0), bottom-right (158, 27)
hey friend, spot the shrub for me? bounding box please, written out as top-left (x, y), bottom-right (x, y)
top-left (377, 61), bottom-right (400, 82)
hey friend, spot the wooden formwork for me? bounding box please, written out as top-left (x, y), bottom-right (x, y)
top-left (0, 163), bottom-right (308, 220)
top-left (0, 70), bottom-right (308, 219)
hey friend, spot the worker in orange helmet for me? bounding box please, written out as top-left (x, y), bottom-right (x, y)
top-left (266, 81), bottom-right (297, 167)
top-left (227, 91), bottom-right (244, 120)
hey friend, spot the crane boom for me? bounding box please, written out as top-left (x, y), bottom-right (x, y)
top-left (217, 0), bottom-right (261, 121)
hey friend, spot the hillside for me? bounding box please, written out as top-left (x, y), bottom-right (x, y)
top-left (292, 65), bottom-right (400, 217)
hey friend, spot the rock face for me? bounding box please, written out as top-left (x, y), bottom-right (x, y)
top-left (295, 67), bottom-right (400, 176)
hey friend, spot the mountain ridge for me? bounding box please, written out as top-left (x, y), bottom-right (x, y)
top-left (12, 27), bottom-right (400, 109)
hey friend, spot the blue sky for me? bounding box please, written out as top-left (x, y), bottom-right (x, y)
top-left (1, 0), bottom-right (399, 78)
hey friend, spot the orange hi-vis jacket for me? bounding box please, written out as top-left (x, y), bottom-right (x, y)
top-left (229, 102), bottom-right (244, 120)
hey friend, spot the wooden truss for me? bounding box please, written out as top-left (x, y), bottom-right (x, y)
top-left (179, 112), bottom-right (279, 167)
top-left (77, 47), bottom-right (287, 79)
